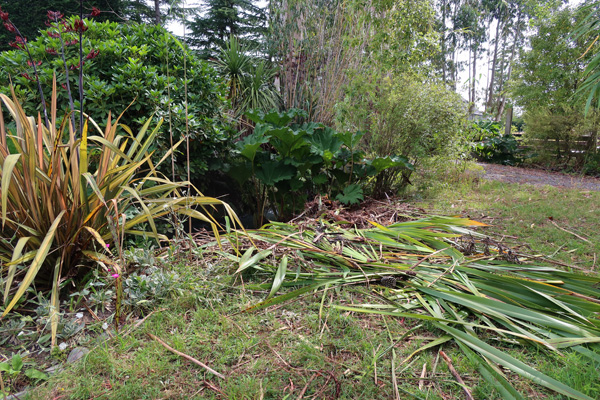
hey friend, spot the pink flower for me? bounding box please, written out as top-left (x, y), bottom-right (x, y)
top-left (106, 243), bottom-right (110, 249)
top-left (111, 273), bottom-right (120, 278)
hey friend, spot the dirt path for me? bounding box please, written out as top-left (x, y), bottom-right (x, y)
top-left (478, 162), bottom-right (600, 191)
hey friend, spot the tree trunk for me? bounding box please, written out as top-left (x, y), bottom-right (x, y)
top-left (504, 107), bottom-right (513, 136)
top-left (496, 21), bottom-right (519, 121)
top-left (486, 20), bottom-right (501, 113)
top-left (494, 36), bottom-right (507, 121)
top-left (468, 44), bottom-right (472, 104)
top-left (154, 0), bottom-right (161, 25)
top-left (470, 45), bottom-right (476, 113)
top-left (441, 0), bottom-right (447, 82)
top-left (451, 0), bottom-right (458, 88)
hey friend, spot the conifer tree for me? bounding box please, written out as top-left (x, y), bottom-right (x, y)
top-left (186, 0), bottom-right (266, 58)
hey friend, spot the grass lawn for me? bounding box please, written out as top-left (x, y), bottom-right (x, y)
top-left (15, 172), bottom-right (600, 400)
top-left (411, 174), bottom-right (600, 269)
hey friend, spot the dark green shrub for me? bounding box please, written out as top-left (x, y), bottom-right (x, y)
top-left (471, 121), bottom-right (523, 166)
top-left (0, 17), bottom-right (228, 180)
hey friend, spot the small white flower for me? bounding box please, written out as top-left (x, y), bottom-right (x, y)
top-left (102, 322), bottom-right (108, 330)
top-left (59, 342), bottom-right (67, 351)
top-left (75, 312), bottom-right (83, 319)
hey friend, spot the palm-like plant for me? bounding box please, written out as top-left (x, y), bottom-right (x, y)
top-left (0, 79), bottom-right (240, 344)
top-left (226, 218), bottom-right (600, 399)
top-left (214, 35), bottom-right (280, 119)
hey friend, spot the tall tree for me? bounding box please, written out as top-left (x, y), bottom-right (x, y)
top-left (511, 5), bottom-right (599, 160)
top-left (186, 0), bottom-right (266, 58)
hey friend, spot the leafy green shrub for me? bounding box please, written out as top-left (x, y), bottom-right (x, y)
top-left (0, 16), bottom-right (228, 180)
top-left (582, 152), bottom-right (600, 176)
top-left (519, 108), bottom-right (600, 173)
top-left (471, 121), bottom-right (523, 165)
top-left (336, 74), bottom-right (468, 193)
top-left (227, 109), bottom-right (412, 223)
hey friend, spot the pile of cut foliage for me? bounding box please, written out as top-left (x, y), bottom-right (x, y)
top-left (216, 205), bottom-right (600, 400)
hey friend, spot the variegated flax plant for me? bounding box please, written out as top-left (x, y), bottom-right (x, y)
top-left (226, 217), bottom-right (600, 399)
top-left (0, 80), bottom-right (241, 346)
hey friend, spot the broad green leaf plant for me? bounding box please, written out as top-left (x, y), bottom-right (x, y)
top-left (230, 109), bottom-right (413, 224)
top-left (0, 79), bottom-right (240, 346)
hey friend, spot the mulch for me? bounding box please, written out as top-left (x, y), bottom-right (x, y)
top-left (296, 196), bottom-right (427, 229)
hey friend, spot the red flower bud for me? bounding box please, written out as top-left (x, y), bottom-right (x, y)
top-left (90, 7), bottom-right (101, 17)
top-left (61, 20), bottom-right (72, 32)
top-left (72, 18), bottom-right (87, 33)
top-left (3, 22), bottom-right (15, 33)
top-left (66, 39), bottom-right (79, 46)
top-left (47, 11), bottom-right (64, 21)
top-left (47, 30), bottom-right (60, 38)
top-left (86, 49), bottom-right (100, 59)
top-left (70, 60), bottom-right (84, 70)
top-left (27, 59), bottom-right (42, 67)
top-left (0, 8), bottom-right (9, 22)
top-left (9, 36), bottom-right (26, 49)
top-left (21, 73), bottom-right (33, 81)
top-left (46, 47), bottom-right (58, 55)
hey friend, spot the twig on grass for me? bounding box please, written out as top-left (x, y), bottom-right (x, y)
top-left (121, 308), bottom-right (166, 338)
top-left (549, 220), bottom-right (591, 244)
top-left (203, 380), bottom-right (226, 396)
top-left (147, 333), bottom-right (225, 379)
top-left (83, 302), bottom-right (113, 338)
top-left (296, 372), bottom-right (317, 400)
top-left (439, 350), bottom-right (474, 400)
top-left (418, 362), bottom-right (427, 391)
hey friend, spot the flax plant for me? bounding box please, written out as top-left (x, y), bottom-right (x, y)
top-left (228, 218), bottom-right (600, 399)
top-left (0, 79), bottom-right (241, 345)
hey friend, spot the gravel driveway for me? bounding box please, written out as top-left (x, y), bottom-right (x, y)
top-left (478, 163), bottom-right (600, 191)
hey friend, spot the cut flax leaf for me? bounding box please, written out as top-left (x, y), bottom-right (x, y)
top-left (225, 217), bottom-right (600, 397)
